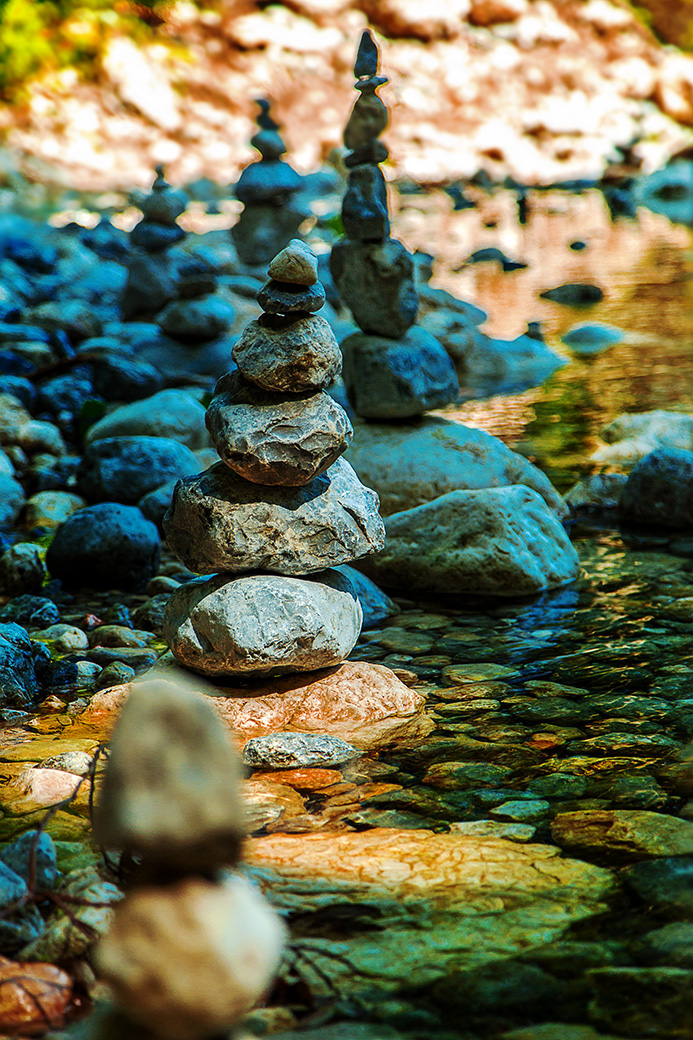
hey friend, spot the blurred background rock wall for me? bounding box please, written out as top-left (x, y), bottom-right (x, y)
top-left (0, 0), bottom-right (691, 190)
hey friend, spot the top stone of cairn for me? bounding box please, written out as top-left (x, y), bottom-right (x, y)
top-left (268, 239), bottom-right (319, 286)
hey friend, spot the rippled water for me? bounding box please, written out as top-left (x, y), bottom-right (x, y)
top-left (398, 184), bottom-right (693, 491)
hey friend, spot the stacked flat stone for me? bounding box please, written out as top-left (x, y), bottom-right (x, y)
top-left (330, 32), bottom-right (460, 419)
top-left (93, 679), bottom-right (286, 1040)
top-left (163, 241), bottom-right (386, 678)
top-left (122, 167), bottom-right (188, 320)
top-left (231, 99), bottom-right (308, 268)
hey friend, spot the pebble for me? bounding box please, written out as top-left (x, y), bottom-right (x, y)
top-left (257, 279), bottom-right (326, 314)
top-left (21, 490), bottom-right (86, 529)
top-left (96, 661), bottom-right (137, 689)
top-left (490, 799), bottom-right (550, 822)
top-left (40, 750), bottom-right (94, 776)
top-left (0, 542), bottom-right (46, 595)
top-left (40, 623), bottom-right (89, 652)
top-left (0, 594), bottom-right (60, 627)
top-left (0, 957), bottom-right (72, 1035)
top-left (0, 830), bottom-right (58, 890)
top-left (233, 313), bottom-right (341, 393)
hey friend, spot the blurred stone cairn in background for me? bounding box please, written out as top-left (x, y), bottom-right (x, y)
top-left (231, 99), bottom-right (310, 270)
top-left (333, 32), bottom-right (580, 600)
top-left (330, 30), bottom-right (460, 421)
top-left (161, 239), bottom-right (388, 681)
top-left (92, 677), bottom-right (286, 1039)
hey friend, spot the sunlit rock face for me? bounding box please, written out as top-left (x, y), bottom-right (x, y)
top-left (358, 485), bottom-right (580, 596)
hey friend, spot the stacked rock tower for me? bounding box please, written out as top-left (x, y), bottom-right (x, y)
top-left (232, 99), bottom-right (308, 268)
top-left (330, 31), bottom-right (460, 419)
top-left (163, 240), bottom-right (385, 678)
top-left (122, 166), bottom-right (188, 320)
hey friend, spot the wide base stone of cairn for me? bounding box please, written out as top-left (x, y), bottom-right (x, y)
top-left (82, 660), bottom-right (433, 752)
top-left (162, 570), bottom-right (363, 678)
top-left (163, 456), bottom-right (384, 576)
top-left (341, 327), bottom-right (460, 419)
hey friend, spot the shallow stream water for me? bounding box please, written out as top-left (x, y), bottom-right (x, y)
top-left (2, 182), bottom-right (693, 1039)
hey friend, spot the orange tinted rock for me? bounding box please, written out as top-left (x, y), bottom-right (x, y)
top-left (243, 779), bottom-right (306, 832)
top-left (0, 956), bottom-right (72, 1035)
top-left (249, 768), bottom-right (343, 790)
top-left (83, 661), bottom-right (433, 751)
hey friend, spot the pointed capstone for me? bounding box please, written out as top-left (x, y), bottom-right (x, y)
top-left (355, 30), bottom-right (379, 79)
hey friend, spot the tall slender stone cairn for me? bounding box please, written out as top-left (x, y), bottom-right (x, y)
top-left (93, 678), bottom-right (286, 1040)
top-left (330, 32), bottom-right (460, 419)
top-left (231, 99), bottom-right (308, 268)
top-left (121, 166), bottom-right (188, 320)
top-left (162, 240), bottom-right (385, 678)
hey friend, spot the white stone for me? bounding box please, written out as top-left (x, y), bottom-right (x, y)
top-left (592, 410), bottom-right (693, 465)
top-left (267, 239), bottom-right (318, 286)
top-left (95, 875), bottom-right (286, 1040)
top-left (163, 570), bottom-right (362, 678)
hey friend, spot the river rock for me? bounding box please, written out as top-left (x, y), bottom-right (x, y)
top-left (164, 456), bottom-right (384, 575)
top-left (83, 660), bottom-right (432, 752)
top-left (619, 448), bottom-right (693, 528)
top-left (551, 810), bottom-right (693, 860)
top-left (0, 830), bottom-right (57, 890)
top-left (449, 330), bottom-right (566, 389)
top-left (46, 502), bottom-right (160, 590)
top-left (243, 829), bottom-right (617, 1008)
top-left (157, 294), bottom-right (235, 343)
top-left (335, 564), bottom-right (399, 628)
top-left (95, 875), bottom-right (285, 1040)
top-left (341, 327), bottom-right (459, 418)
top-left (206, 372), bottom-right (352, 485)
top-left (163, 570), bottom-right (362, 678)
top-left (0, 543), bottom-right (46, 596)
top-left (0, 957), bottom-right (72, 1035)
top-left (0, 472), bottom-right (25, 527)
top-left (595, 410), bottom-right (693, 465)
top-left (0, 622), bottom-right (38, 707)
top-left (93, 679), bottom-right (245, 871)
top-left (121, 252), bottom-right (177, 320)
top-left (358, 486), bottom-right (580, 596)
top-left (233, 313), bottom-right (341, 393)
top-left (345, 415), bottom-right (567, 517)
top-left (330, 237), bottom-right (418, 338)
top-left (85, 389), bottom-right (209, 450)
top-left (78, 435), bottom-right (200, 504)
top-left (257, 279), bottom-right (326, 315)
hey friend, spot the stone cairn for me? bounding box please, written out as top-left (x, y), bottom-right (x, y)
top-left (121, 166), bottom-right (188, 321)
top-left (93, 677), bottom-right (286, 1040)
top-left (162, 239), bottom-right (385, 679)
top-left (330, 31), bottom-right (460, 419)
top-left (231, 99), bottom-right (308, 269)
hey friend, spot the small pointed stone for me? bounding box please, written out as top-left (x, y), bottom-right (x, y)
top-left (268, 240), bottom-right (318, 286)
top-left (251, 129), bottom-right (286, 161)
top-left (256, 97), bottom-right (280, 131)
top-left (93, 679), bottom-right (245, 872)
top-left (355, 30), bottom-right (379, 79)
top-left (257, 279), bottom-right (325, 315)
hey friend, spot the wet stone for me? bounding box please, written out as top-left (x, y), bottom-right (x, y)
top-left (242, 733), bottom-right (360, 770)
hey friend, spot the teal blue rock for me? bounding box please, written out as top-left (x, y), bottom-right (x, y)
top-left (561, 323), bottom-right (624, 353)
